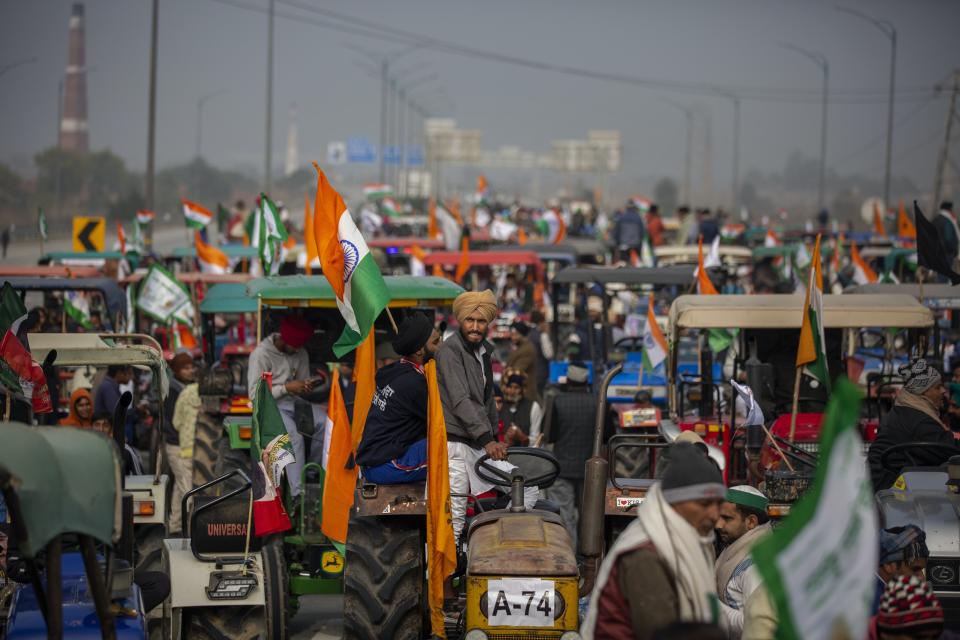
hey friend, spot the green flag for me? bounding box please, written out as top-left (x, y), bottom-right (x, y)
top-left (216, 203), bottom-right (230, 234)
top-left (751, 378), bottom-right (876, 640)
top-left (251, 378), bottom-right (296, 490)
top-left (64, 290), bottom-right (94, 330)
top-left (37, 208), bottom-right (48, 241)
top-left (250, 194), bottom-right (288, 276)
top-left (135, 264), bottom-right (191, 324)
top-left (0, 282), bottom-right (29, 394)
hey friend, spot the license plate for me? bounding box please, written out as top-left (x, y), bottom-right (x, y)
top-left (487, 578), bottom-right (555, 627)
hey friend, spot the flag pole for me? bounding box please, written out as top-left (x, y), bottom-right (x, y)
top-left (760, 419), bottom-right (795, 473)
top-left (788, 365), bottom-right (802, 442)
top-left (384, 307), bottom-right (399, 334)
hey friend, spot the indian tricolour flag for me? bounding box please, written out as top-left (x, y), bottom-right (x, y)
top-left (136, 210), bottom-right (155, 226)
top-left (850, 242), bottom-right (877, 284)
top-left (796, 234), bottom-right (830, 392)
top-left (182, 199), bottom-right (213, 229)
top-left (312, 163), bottom-right (390, 358)
top-left (363, 183), bottom-right (393, 200)
top-left (381, 197), bottom-right (400, 218)
top-left (641, 296), bottom-right (667, 374)
top-left (752, 378), bottom-right (876, 640)
top-left (437, 203), bottom-right (462, 251)
top-left (195, 232), bottom-right (229, 274)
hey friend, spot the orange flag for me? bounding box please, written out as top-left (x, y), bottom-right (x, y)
top-left (897, 201), bottom-right (916, 238)
top-left (117, 222), bottom-right (126, 254)
top-left (425, 360), bottom-right (457, 638)
top-left (350, 330), bottom-right (376, 453)
top-left (321, 368), bottom-right (357, 548)
top-left (697, 235), bottom-right (719, 295)
top-left (303, 193), bottom-right (318, 274)
top-left (873, 202), bottom-right (887, 236)
top-left (428, 197), bottom-right (439, 240)
top-left (628, 248), bottom-right (640, 267)
top-left (176, 324), bottom-right (197, 349)
top-left (432, 263), bottom-right (444, 278)
top-left (517, 227), bottom-right (528, 245)
top-left (454, 234), bottom-right (471, 283)
top-left (553, 210), bottom-right (567, 244)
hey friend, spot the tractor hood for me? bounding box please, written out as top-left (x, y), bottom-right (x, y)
top-left (876, 470), bottom-right (960, 556)
top-left (467, 511), bottom-right (577, 577)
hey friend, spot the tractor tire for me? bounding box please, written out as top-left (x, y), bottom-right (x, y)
top-left (192, 412), bottom-right (224, 487)
top-left (262, 538), bottom-right (290, 640)
top-left (343, 517), bottom-right (425, 640)
top-left (134, 524), bottom-right (165, 573)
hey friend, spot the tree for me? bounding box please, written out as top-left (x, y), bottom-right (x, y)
top-left (653, 178), bottom-right (678, 214)
top-left (0, 163), bottom-right (26, 211)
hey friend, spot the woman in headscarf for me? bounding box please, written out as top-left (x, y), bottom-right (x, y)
top-left (868, 359), bottom-right (960, 490)
top-left (59, 388), bottom-right (94, 429)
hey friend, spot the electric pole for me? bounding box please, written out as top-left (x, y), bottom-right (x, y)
top-left (933, 70), bottom-right (960, 208)
top-left (264, 0), bottom-right (274, 192)
top-left (145, 0), bottom-right (158, 250)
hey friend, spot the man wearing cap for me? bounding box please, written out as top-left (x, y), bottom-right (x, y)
top-left (544, 361), bottom-right (596, 549)
top-left (248, 315), bottom-right (320, 496)
top-left (356, 313), bottom-right (440, 484)
top-left (874, 525), bottom-right (930, 615)
top-left (437, 290), bottom-right (538, 542)
top-left (872, 574), bottom-right (945, 639)
top-left (714, 485), bottom-right (773, 637)
top-left (582, 443), bottom-right (727, 639)
top-left (868, 359), bottom-right (959, 490)
top-left (506, 320), bottom-right (539, 401)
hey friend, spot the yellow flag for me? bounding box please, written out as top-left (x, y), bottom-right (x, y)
top-left (425, 360), bottom-right (457, 638)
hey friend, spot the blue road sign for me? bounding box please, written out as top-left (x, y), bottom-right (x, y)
top-left (406, 145), bottom-right (425, 167)
top-left (347, 137), bottom-right (377, 164)
top-left (383, 146), bottom-right (402, 165)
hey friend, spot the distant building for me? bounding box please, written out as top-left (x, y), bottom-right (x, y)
top-left (60, 3), bottom-right (89, 153)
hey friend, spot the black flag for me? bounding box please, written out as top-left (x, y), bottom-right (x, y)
top-left (914, 201), bottom-right (960, 285)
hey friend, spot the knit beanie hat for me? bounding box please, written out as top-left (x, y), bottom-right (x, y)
top-left (899, 359), bottom-right (942, 395)
top-left (876, 575), bottom-right (944, 637)
top-left (661, 442), bottom-right (726, 504)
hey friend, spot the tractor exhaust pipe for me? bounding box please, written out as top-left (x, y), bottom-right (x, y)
top-left (578, 363), bottom-right (623, 596)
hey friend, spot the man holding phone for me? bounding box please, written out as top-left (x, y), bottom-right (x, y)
top-left (248, 314), bottom-right (318, 496)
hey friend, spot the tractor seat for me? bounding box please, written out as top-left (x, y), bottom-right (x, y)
top-left (190, 493), bottom-right (262, 557)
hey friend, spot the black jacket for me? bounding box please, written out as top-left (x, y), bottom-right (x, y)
top-left (356, 361), bottom-right (427, 468)
top-left (162, 377), bottom-right (185, 446)
top-left (548, 387), bottom-right (597, 479)
top-left (868, 404), bottom-right (958, 490)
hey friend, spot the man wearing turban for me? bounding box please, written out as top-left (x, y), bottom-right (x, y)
top-left (248, 314), bottom-right (323, 496)
top-left (436, 290), bottom-right (539, 541)
top-left (868, 358), bottom-right (960, 490)
top-left (356, 312), bottom-right (440, 484)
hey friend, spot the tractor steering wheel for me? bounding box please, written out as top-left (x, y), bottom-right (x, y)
top-left (614, 336), bottom-right (645, 352)
top-left (879, 442), bottom-right (960, 474)
top-left (474, 447), bottom-right (561, 490)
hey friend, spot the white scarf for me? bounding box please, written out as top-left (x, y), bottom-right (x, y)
top-left (715, 522), bottom-right (772, 601)
top-left (581, 483), bottom-right (723, 638)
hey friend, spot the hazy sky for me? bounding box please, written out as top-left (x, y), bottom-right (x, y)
top-left (2, 0), bottom-right (959, 195)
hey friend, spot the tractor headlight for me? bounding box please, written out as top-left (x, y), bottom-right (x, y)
top-left (464, 630), bottom-right (488, 640)
top-left (205, 571), bottom-right (258, 600)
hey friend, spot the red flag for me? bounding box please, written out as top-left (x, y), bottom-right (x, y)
top-left (0, 331), bottom-right (52, 413)
top-left (251, 459), bottom-right (292, 536)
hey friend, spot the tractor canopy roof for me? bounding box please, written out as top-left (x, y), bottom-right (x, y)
top-left (45, 251), bottom-right (125, 261)
top-left (248, 275), bottom-right (464, 308)
top-left (669, 294), bottom-right (933, 332)
top-left (752, 245), bottom-right (835, 259)
top-left (653, 245), bottom-right (753, 265)
top-left (0, 266), bottom-right (101, 278)
top-left (2, 276), bottom-right (126, 320)
top-left (421, 250), bottom-right (541, 266)
top-left (552, 265), bottom-right (695, 287)
top-left (844, 283), bottom-right (960, 309)
top-left (494, 244), bottom-right (577, 263)
top-left (0, 423), bottom-right (121, 557)
top-left (120, 271), bottom-right (250, 286)
top-left (29, 333), bottom-right (168, 400)
top-left (200, 282), bottom-right (259, 314)
top-left (170, 245), bottom-right (259, 259)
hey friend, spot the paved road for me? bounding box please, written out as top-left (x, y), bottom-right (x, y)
top-left (1, 225), bottom-right (195, 266)
top-left (290, 595), bottom-right (344, 639)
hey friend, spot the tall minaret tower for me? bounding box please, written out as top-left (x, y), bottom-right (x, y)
top-left (60, 3), bottom-right (89, 152)
top-left (284, 103), bottom-right (299, 177)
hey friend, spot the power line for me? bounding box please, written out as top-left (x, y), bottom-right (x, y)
top-left (833, 95), bottom-right (940, 166)
top-left (206, 0), bottom-right (940, 104)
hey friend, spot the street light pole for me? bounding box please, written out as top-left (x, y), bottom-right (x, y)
top-left (782, 43), bottom-right (829, 210)
top-left (145, 0), bottom-right (159, 250)
top-left (264, 0), bottom-right (274, 192)
top-left (837, 7), bottom-right (897, 208)
top-left (659, 98), bottom-right (695, 206)
top-left (731, 96), bottom-right (741, 213)
top-left (196, 90), bottom-right (228, 159)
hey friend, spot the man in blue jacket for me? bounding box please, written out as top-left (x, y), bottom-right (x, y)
top-left (357, 312), bottom-right (440, 484)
